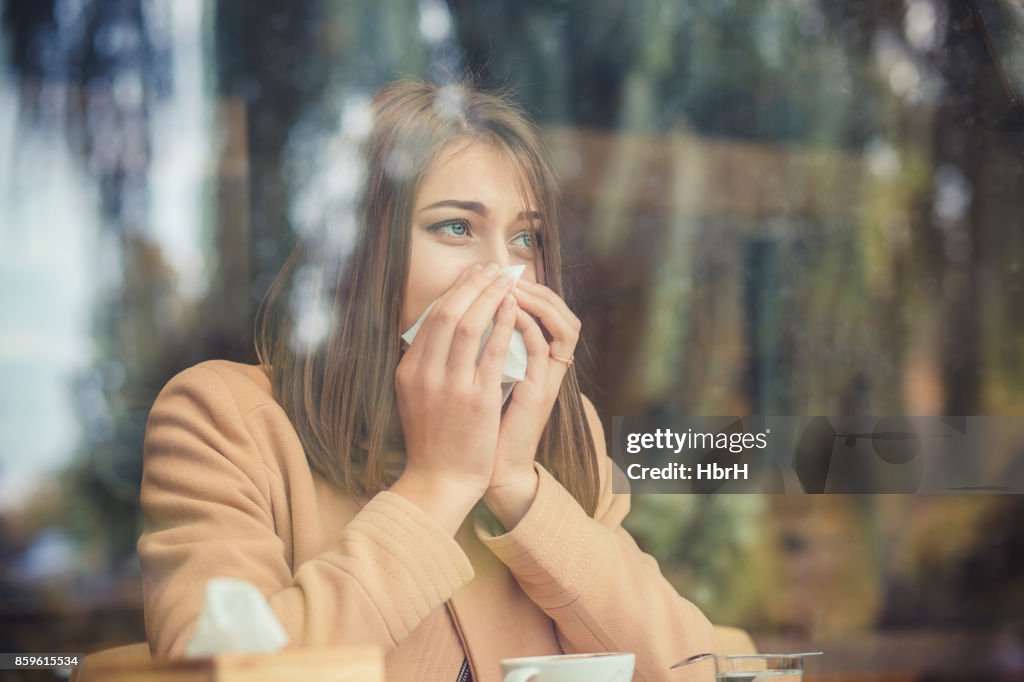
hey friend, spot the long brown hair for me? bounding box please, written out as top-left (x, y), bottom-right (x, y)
top-left (254, 78), bottom-right (600, 515)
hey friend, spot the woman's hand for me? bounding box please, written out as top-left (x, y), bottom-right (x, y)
top-left (392, 263), bottom-right (518, 535)
top-left (483, 279), bottom-right (582, 529)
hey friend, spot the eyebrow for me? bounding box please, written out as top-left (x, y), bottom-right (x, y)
top-left (419, 199), bottom-right (542, 222)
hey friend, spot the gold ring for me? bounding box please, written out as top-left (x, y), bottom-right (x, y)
top-left (550, 353), bottom-right (574, 367)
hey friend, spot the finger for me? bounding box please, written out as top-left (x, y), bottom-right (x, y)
top-left (512, 286), bottom-right (580, 359)
top-left (514, 307), bottom-right (551, 387)
top-left (447, 272), bottom-right (517, 383)
top-left (476, 293), bottom-right (517, 388)
top-left (403, 263), bottom-right (483, 365)
top-left (418, 263), bottom-right (501, 372)
top-left (515, 280), bottom-right (577, 321)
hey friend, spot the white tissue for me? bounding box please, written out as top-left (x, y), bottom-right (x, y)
top-left (184, 578), bottom-right (289, 658)
top-left (401, 264), bottom-right (528, 404)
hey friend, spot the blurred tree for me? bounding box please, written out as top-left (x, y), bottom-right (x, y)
top-left (3, 0), bottom-right (178, 571)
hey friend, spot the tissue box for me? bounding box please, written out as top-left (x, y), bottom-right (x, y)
top-left (81, 646), bottom-right (383, 682)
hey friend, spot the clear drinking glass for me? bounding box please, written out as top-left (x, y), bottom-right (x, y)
top-left (673, 652), bottom-right (823, 681)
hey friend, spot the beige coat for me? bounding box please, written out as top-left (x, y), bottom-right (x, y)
top-left (137, 360), bottom-right (724, 681)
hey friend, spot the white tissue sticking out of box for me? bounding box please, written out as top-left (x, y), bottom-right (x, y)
top-left (401, 264), bottom-right (528, 404)
top-left (184, 578), bottom-right (289, 658)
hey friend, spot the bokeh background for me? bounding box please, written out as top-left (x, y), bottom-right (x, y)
top-left (1, 0), bottom-right (1023, 679)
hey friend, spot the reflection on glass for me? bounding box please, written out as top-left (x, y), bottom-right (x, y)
top-left (0, 1), bottom-right (1021, 677)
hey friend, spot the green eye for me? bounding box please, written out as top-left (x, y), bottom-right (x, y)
top-left (430, 219), bottom-right (470, 237)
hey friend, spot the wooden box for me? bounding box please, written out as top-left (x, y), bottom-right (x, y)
top-left (79, 647), bottom-right (383, 682)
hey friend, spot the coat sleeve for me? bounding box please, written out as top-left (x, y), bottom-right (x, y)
top-left (137, 364), bottom-right (474, 658)
top-left (475, 396), bottom-right (723, 681)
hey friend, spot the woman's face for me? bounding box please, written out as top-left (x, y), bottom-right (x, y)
top-left (401, 140), bottom-right (542, 331)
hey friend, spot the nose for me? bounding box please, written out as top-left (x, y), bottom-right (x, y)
top-left (480, 236), bottom-right (511, 269)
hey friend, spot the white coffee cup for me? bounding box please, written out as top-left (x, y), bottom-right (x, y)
top-left (500, 652), bottom-right (635, 682)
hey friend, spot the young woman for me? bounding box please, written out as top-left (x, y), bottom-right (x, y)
top-left (137, 79), bottom-right (724, 681)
